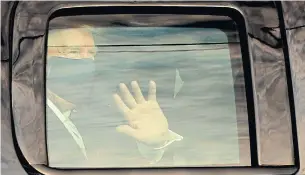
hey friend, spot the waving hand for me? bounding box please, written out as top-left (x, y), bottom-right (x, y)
top-left (113, 81), bottom-right (170, 146)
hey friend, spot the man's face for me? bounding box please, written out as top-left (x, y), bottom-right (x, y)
top-left (48, 28), bottom-right (97, 59)
top-left (47, 27), bottom-right (97, 107)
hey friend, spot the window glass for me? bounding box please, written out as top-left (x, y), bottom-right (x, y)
top-left (46, 15), bottom-right (250, 168)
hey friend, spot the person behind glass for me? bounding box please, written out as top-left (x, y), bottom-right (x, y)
top-left (46, 26), bottom-right (183, 166)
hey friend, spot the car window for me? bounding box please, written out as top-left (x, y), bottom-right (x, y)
top-left (46, 15), bottom-right (250, 168)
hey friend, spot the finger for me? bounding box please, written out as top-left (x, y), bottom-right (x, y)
top-left (131, 81), bottom-right (145, 104)
top-left (116, 125), bottom-right (140, 140)
top-left (113, 93), bottom-right (130, 115)
top-left (119, 83), bottom-right (137, 108)
top-left (148, 80), bottom-right (157, 101)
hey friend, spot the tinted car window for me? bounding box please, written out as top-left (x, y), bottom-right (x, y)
top-left (46, 15), bottom-right (250, 168)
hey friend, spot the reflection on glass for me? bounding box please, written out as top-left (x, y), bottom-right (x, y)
top-left (46, 15), bottom-right (250, 168)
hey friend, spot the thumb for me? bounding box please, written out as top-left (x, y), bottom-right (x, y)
top-left (116, 125), bottom-right (140, 140)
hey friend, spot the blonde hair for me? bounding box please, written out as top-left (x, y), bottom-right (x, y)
top-left (47, 25), bottom-right (94, 46)
top-left (47, 25), bottom-right (96, 59)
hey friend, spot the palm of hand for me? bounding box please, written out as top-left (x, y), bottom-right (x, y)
top-left (114, 81), bottom-right (169, 146)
